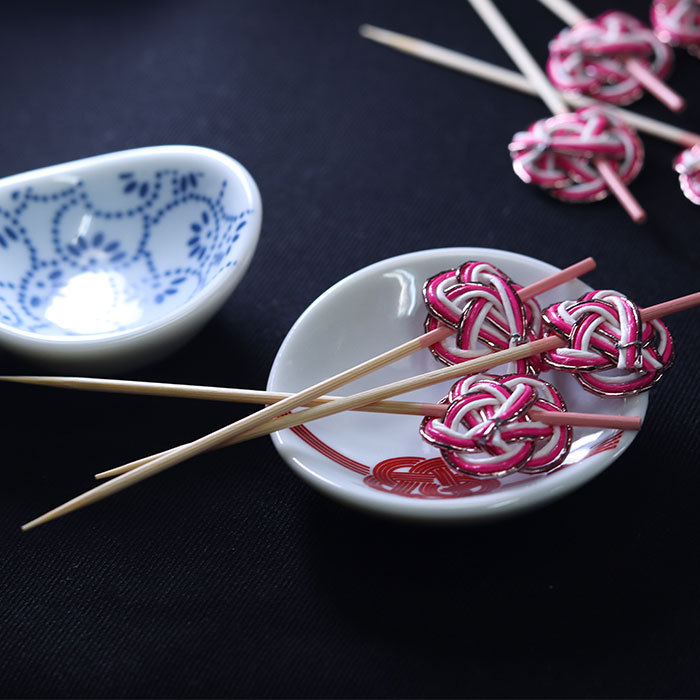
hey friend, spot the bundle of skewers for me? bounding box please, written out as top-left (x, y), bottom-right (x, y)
top-left (361, 0), bottom-right (700, 211)
top-left (13, 250), bottom-right (700, 529)
top-left (13, 0), bottom-right (700, 529)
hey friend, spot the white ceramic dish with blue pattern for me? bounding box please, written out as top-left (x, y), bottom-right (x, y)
top-left (0, 145), bottom-right (261, 372)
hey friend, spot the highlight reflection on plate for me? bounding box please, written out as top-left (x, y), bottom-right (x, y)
top-left (267, 248), bottom-right (646, 522)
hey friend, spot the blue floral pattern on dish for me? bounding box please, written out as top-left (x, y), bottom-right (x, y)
top-left (0, 169), bottom-right (253, 336)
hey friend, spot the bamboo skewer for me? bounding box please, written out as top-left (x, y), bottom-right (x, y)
top-left (0, 376), bottom-right (449, 415)
top-left (91, 398), bottom-right (641, 481)
top-left (358, 24), bottom-right (700, 148)
top-left (0, 373), bottom-right (639, 432)
top-left (538, 0), bottom-right (686, 113)
top-left (467, 0), bottom-right (646, 224)
top-left (0, 374), bottom-right (642, 434)
top-left (21, 288), bottom-right (700, 530)
top-left (0, 374), bottom-right (642, 425)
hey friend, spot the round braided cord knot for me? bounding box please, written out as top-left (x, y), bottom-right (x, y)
top-left (509, 106), bottom-right (644, 203)
top-left (547, 10), bottom-right (675, 104)
top-left (423, 261), bottom-right (543, 376)
top-left (542, 290), bottom-right (674, 396)
top-left (420, 374), bottom-right (572, 478)
top-left (651, 0), bottom-right (700, 55)
top-left (674, 144), bottom-right (700, 204)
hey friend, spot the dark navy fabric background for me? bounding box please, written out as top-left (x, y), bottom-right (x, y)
top-left (2, 1), bottom-right (699, 697)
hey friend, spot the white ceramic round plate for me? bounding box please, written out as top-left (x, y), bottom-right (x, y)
top-left (0, 146), bottom-right (261, 372)
top-left (267, 248), bottom-right (647, 522)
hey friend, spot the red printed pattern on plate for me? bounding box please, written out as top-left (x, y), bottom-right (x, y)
top-left (289, 425), bottom-right (624, 499)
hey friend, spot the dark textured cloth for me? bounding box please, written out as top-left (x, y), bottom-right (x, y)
top-left (2, 1), bottom-right (700, 697)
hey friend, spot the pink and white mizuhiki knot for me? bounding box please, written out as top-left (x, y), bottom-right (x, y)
top-left (423, 261), bottom-right (543, 375)
top-left (547, 10), bottom-right (674, 104)
top-left (509, 106), bottom-right (644, 203)
top-left (674, 143), bottom-right (700, 204)
top-left (542, 290), bottom-right (674, 396)
top-left (651, 0), bottom-right (700, 56)
top-left (420, 374), bottom-right (572, 478)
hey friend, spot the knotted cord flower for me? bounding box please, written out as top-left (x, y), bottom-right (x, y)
top-left (420, 374), bottom-right (571, 478)
top-left (674, 144), bottom-right (700, 205)
top-left (547, 10), bottom-right (675, 104)
top-left (651, 0), bottom-right (700, 56)
top-left (423, 261), bottom-right (542, 375)
top-left (542, 290), bottom-right (674, 396)
top-left (509, 106), bottom-right (644, 203)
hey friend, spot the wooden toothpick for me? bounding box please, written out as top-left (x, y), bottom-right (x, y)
top-left (358, 24), bottom-right (700, 148)
top-left (0, 376), bottom-right (448, 415)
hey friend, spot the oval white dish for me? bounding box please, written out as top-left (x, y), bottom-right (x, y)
top-left (267, 248), bottom-right (647, 523)
top-left (0, 145), bottom-right (261, 372)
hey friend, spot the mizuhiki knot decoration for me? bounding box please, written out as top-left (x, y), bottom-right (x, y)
top-left (542, 290), bottom-right (674, 396)
top-left (420, 374), bottom-right (571, 478)
top-left (651, 0), bottom-right (700, 56)
top-left (423, 261), bottom-right (543, 375)
top-left (674, 144), bottom-right (700, 204)
top-left (547, 10), bottom-right (675, 104)
top-left (509, 106), bottom-right (644, 203)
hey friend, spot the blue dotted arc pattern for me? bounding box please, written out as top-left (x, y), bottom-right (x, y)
top-left (0, 168), bottom-right (253, 336)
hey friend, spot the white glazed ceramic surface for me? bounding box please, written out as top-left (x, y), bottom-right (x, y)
top-left (267, 248), bottom-right (647, 522)
top-left (0, 145), bottom-right (261, 371)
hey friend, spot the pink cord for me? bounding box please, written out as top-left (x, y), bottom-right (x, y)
top-left (547, 10), bottom-right (675, 104)
top-left (509, 106), bottom-right (644, 203)
top-left (674, 144), bottom-right (700, 204)
top-left (420, 374), bottom-right (571, 477)
top-left (542, 290), bottom-right (674, 396)
top-left (423, 261), bottom-right (543, 375)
